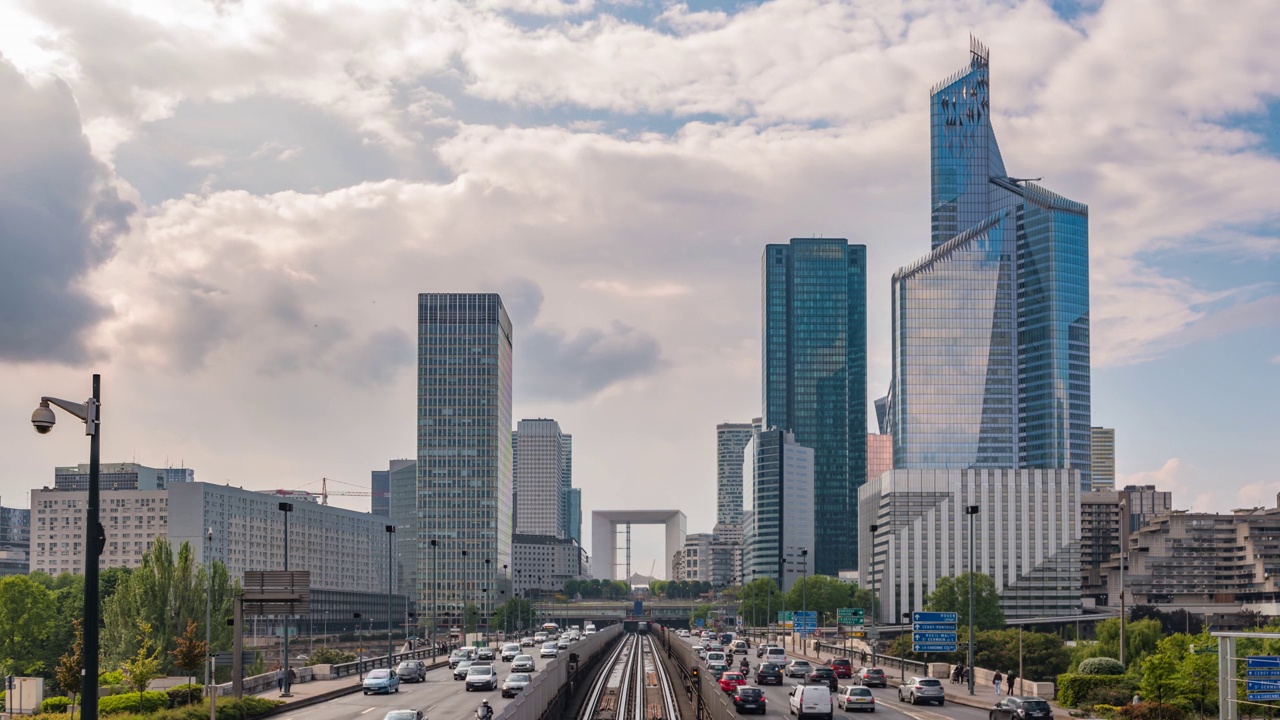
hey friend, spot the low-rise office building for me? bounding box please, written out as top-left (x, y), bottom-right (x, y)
top-left (511, 533), bottom-right (589, 598)
top-left (0, 506), bottom-right (31, 577)
top-left (1080, 485), bottom-right (1173, 606)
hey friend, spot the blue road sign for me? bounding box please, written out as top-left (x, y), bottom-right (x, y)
top-left (1249, 693), bottom-right (1280, 702)
top-left (913, 643), bottom-right (958, 653)
top-left (1248, 681), bottom-right (1280, 692)
top-left (1249, 656), bottom-right (1280, 668)
top-left (1248, 669), bottom-right (1280, 677)
top-left (913, 622), bottom-right (957, 631)
top-left (912, 612), bottom-right (959, 624)
top-left (914, 632), bottom-right (959, 643)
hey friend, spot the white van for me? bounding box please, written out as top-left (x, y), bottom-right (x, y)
top-left (764, 646), bottom-right (787, 663)
top-left (789, 684), bottom-right (833, 720)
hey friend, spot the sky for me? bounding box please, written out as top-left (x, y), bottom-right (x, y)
top-left (0, 0), bottom-right (1278, 579)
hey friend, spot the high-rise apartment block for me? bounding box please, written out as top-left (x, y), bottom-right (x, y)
top-left (418, 293), bottom-right (514, 622)
top-left (1091, 428), bottom-right (1116, 490)
top-left (763, 239), bottom-right (868, 575)
top-left (511, 533), bottom-right (588, 598)
top-left (1080, 484), bottom-right (1172, 605)
top-left (888, 39), bottom-right (1091, 489)
top-left (0, 505), bottom-right (30, 577)
top-left (514, 419), bottom-right (569, 538)
top-left (55, 463), bottom-right (175, 491)
top-left (716, 422), bottom-right (756, 527)
top-left (743, 428), bottom-right (815, 592)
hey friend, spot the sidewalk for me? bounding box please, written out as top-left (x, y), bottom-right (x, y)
top-left (253, 675), bottom-right (362, 704)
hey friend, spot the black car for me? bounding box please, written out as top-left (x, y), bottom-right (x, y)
top-left (755, 662), bottom-right (784, 686)
top-left (991, 697), bottom-right (1053, 720)
top-left (732, 687), bottom-right (767, 715)
top-left (806, 666), bottom-right (838, 691)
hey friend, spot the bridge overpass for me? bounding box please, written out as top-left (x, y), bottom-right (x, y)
top-left (531, 599), bottom-right (737, 628)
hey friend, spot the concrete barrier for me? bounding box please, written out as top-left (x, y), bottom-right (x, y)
top-left (496, 625), bottom-right (624, 720)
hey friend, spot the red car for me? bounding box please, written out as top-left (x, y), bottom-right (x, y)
top-left (828, 658), bottom-right (853, 678)
top-left (718, 672), bottom-right (747, 693)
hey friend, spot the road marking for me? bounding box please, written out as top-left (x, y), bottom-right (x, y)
top-left (361, 707), bottom-right (376, 714)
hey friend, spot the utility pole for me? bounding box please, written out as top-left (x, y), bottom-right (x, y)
top-left (965, 505), bottom-right (979, 696)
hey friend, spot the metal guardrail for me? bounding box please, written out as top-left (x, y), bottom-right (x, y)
top-left (496, 625), bottom-right (624, 720)
top-left (329, 644), bottom-right (456, 678)
top-left (655, 626), bottom-right (738, 720)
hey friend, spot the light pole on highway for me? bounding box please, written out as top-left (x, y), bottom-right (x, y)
top-left (31, 376), bottom-right (102, 720)
top-left (385, 524), bottom-right (395, 666)
top-left (869, 523), bottom-right (879, 667)
top-left (354, 613), bottom-right (363, 682)
top-left (800, 548), bottom-right (809, 649)
top-left (461, 549), bottom-right (469, 644)
top-left (965, 505), bottom-right (980, 696)
top-left (205, 526), bottom-right (214, 719)
top-left (429, 539), bottom-right (438, 657)
top-left (278, 502), bottom-right (294, 697)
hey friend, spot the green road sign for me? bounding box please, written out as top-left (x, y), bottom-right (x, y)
top-left (837, 608), bottom-right (866, 617)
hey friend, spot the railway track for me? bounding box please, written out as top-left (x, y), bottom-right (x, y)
top-left (578, 633), bottom-right (680, 720)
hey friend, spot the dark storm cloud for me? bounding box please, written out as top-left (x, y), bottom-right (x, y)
top-left (501, 277), bottom-right (666, 402)
top-left (0, 58), bottom-right (135, 363)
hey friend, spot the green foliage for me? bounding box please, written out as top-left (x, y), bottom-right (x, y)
top-left (972, 628), bottom-right (1071, 681)
top-left (1117, 702), bottom-right (1187, 720)
top-left (490, 596), bottom-right (533, 634)
top-left (0, 574), bottom-right (58, 675)
top-left (1056, 674), bottom-right (1138, 708)
top-left (1078, 657), bottom-right (1126, 675)
top-left (55, 618), bottom-right (83, 704)
top-left (463, 602), bottom-right (479, 634)
top-left (99, 670), bottom-right (125, 685)
top-left (121, 621), bottom-right (163, 706)
top-left (97, 689), bottom-right (170, 714)
top-left (1092, 705), bottom-right (1124, 720)
top-left (1079, 685), bottom-right (1138, 710)
top-left (738, 578), bottom-right (784, 627)
top-left (781, 576), bottom-right (876, 626)
top-left (41, 696), bottom-right (72, 713)
top-left (1178, 647), bottom-right (1217, 717)
top-left (1139, 652), bottom-right (1180, 705)
top-left (923, 573), bottom-right (1005, 631)
top-left (1129, 606), bottom-right (1204, 636)
top-left (35, 696), bottom-right (283, 720)
top-left (561, 579), bottom-right (632, 599)
top-left (166, 684), bottom-right (204, 707)
top-left (644, 580), bottom-right (710, 599)
top-left (169, 619), bottom-right (207, 704)
top-left (305, 646), bottom-right (356, 665)
top-left (1085, 618), bottom-right (1162, 670)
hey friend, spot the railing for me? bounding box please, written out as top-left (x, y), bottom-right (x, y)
top-left (330, 643), bottom-right (456, 679)
top-left (655, 625), bottom-right (738, 720)
top-left (495, 625), bottom-right (624, 720)
top-left (214, 643), bottom-right (458, 697)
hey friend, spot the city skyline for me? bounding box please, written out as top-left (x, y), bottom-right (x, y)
top-left (1, 3), bottom-right (1278, 577)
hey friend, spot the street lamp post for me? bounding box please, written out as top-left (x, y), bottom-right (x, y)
top-left (385, 525), bottom-right (395, 667)
top-left (1119, 499), bottom-right (1128, 668)
top-left (461, 549), bottom-right (469, 645)
top-left (31, 376), bottom-right (102, 720)
top-left (965, 505), bottom-right (980, 696)
top-left (800, 548), bottom-right (809, 651)
top-left (869, 523), bottom-right (879, 667)
top-left (429, 539), bottom-right (438, 658)
top-left (483, 558), bottom-right (491, 645)
top-left (354, 613), bottom-right (363, 682)
top-left (278, 502), bottom-right (294, 697)
top-left (205, 527), bottom-right (214, 720)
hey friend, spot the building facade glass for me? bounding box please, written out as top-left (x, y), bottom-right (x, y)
top-left (1090, 427), bottom-right (1116, 490)
top-left (762, 238), bottom-right (868, 575)
top-left (890, 40), bottom-right (1092, 488)
top-left (744, 429), bottom-right (815, 592)
top-left (716, 422), bottom-right (756, 526)
top-left (418, 293), bottom-right (514, 627)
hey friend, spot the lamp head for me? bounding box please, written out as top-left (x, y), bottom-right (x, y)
top-left (31, 402), bottom-right (55, 434)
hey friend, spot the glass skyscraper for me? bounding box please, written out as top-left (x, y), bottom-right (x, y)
top-left (762, 238), bottom-right (868, 575)
top-left (418, 293), bottom-right (514, 627)
top-left (889, 39), bottom-right (1092, 487)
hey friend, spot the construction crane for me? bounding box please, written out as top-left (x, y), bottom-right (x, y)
top-left (270, 478), bottom-right (387, 506)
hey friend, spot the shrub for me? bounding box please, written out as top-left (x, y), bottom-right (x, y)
top-left (1079, 657), bottom-right (1127, 676)
top-left (1118, 702), bottom-right (1187, 720)
top-left (97, 689), bottom-right (169, 714)
top-left (41, 696), bottom-right (72, 713)
top-left (98, 670), bottom-right (125, 686)
top-left (1057, 673), bottom-right (1138, 708)
top-left (166, 683), bottom-right (204, 707)
top-left (1080, 684), bottom-right (1138, 709)
top-left (1092, 705), bottom-right (1123, 720)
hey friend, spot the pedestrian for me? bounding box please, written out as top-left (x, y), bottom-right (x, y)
top-left (963, 666), bottom-right (970, 684)
top-left (993, 670), bottom-right (1003, 696)
top-left (289, 667), bottom-right (297, 685)
top-left (1006, 670), bottom-right (1016, 696)
top-left (275, 666), bottom-right (284, 692)
top-left (1132, 693), bottom-right (1141, 705)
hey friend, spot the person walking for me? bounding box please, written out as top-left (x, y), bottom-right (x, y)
top-left (993, 670), bottom-right (1004, 696)
top-left (1006, 670), bottom-right (1016, 696)
top-left (275, 666), bottom-right (284, 692)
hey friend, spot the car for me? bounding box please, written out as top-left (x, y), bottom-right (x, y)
top-left (534, 632), bottom-right (549, 643)
top-left (855, 668), bottom-right (886, 688)
top-left (786, 660), bottom-right (813, 678)
top-left (395, 660), bottom-right (427, 683)
top-left (383, 711), bottom-right (425, 720)
top-left (540, 641), bottom-right (559, 658)
top-left (557, 639), bottom-right (571, 649)
top-left (836, 686), bottom-right (875, 713)
top-left (477, 647), bottom-right (496, 662)
top-left (719, 672), bottom-right (747, 693)
top-left (453, 660), bottom-right (475, 680)
top-left (363, 669), bottom-right (401, 695)
top-left (678, 629), bottom-right (690, 638)
top-left (764, 647), bottom-right (788, 664)
top-left (708, 662), bottom-right (730, 680)
top-left (991, 697), bottom-right (1053, 720)
top-left (521, 637), bottom-right (536, 647)
top-left (756, 643), bottom-right (773, 659)
top-left (733, 640), bottom-right (749, 655)
top-left (501, 643), bottom-right (522, 661)
top-left (827, 658), bottom-right (853, 679)
top-left (465, 664), bottom-right (499, 691)
top-left (694, 645), bottom-right (707, 660)
top-left (898, 677), bottom-right (945, 706)
top-left (806, 666), bottom-right (838, 691)
top-left (789, 683), bottom-right (833, 720)
top-left (450, 649), bottom-right (471, 668)
top-left (732, 686), bottom-right (767, 714)
top-left (755, 662), bottom-right (785, 686)
top-left (512, 654), bottom-right (536, 673)
top-left (706, 651), bottom-right (728, 666)
top-left (502, 672), bottom-right (533, 698)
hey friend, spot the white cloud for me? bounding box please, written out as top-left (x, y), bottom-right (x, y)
top-left (1118, 458), bottom-right (1216, 513)
top-left (582, 280), bottom-right (692, 298)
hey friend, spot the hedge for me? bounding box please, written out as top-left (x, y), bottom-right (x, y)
top-left (98, 690), bottom-right (170, 714)
top-left (42, 696), bottom-right (72, 713)
top-left (35, 696), bottom-right (283, 720)
top-left (1056, 673), bottom-right (1137, 707)
top-left (1118, 702), bottom-right (1187, 720)
top-left (1078, 657), bottom-right (1126, 676)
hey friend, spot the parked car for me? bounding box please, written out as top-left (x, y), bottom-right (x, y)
top-left (855, 668), bottom-right (886, 688)
top-left (806, 666), bottom-right (838, 691)
top-left (453, 660), bottom-right (474, 680)
top-left (789, 683), bottom-right (833, 720)
top-left (898, 677), bottom-right (945, 706)
top-left (990, 697), bottom-right (1053, 720)
top-left (501, 643), bottom-right (522, 662)
top-left (465, 664), bottom-right (499, 691)
top-left (719, 671), bottom-right (747, 693)
top-left (827, 658), bottom-right (853, 678)
top-left (540, 641), bottom-right (559, 658)
top-left (512, 655), bottom-right (536, 673)
top-left (383, 711), bottom-right (424, 720)
top-left (363, 668), bottom-right (400, 695)
top-left (755, 662), bottom-right (784, 686)
top-left (502, 672), bottom-right (533, 698)
top-left (732, 686), bottom-right (767, 714)
top-left (477, 647), bottom-right (496, 662)
top-left (395, 660), bottom-right (427, 683)
top-left (786, 660), bottom-right (813, 678)
top-left (836, 686), bottom-right (875, 713)
top-left (450, 649), bottom-right (471, 668)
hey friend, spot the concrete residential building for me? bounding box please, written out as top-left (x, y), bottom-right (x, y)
top-left (511, 534), bottom-right (588, 598)
top-left (55, 462), bottom-right (173, 491)
top-left (1091, 428), bottom-right (1116, 490)
top-left (712, 522), bottom-right (744, 588)
top-left (763, 239), bottom-right (868, 576)
top-left (1081, 484), bottom-right (1173, 605)
top-left (858, 468), bottom-right (1083, 619)
top-left (867, 434), bottom-right (893, 482)
top-left (680, 533), bottom-right (714, 582)
top-left (514, 419), bottom-right (569, 538)
top-left (418, 293), bottom-right (514, 623)
top-left (717, 422), bottom-right (756, 527)
top-left (0, 506), bottom-right (30, 577)
top-left (743, 429), bottom-right (815, 592)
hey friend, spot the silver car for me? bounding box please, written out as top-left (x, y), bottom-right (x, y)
top-left (512, 655), bottom-right (536, 673)
top-left (898, 677), bottom-right (945, 706)
top-left (502, 672), bottom-right (533, 698)
top-left (786, 660), bottom-right (812, 678)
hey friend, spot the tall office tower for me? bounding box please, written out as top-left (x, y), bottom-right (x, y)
top-left (1091, 427), bottom-right (1116, 490)
top-left (889, 39), bottom-right (1092, 488)
top-left (716, 422), bottom-right (756, 526)
top-left (866, 434), bottom-right (893, 482)
top-left (742, 429), bottom-right (815, 592)
top-left (0, 505), bottom-right (30, 577)
top-left (514, 419), bottom-right (568, 537)
top-left (418, 293), bottom-right (514, 623)
top-left (567, 488), bottom-right (582, 545)
top-left (762, 238), bottom-right (868, 575)
top-left (559, 434), bottom-right (573, 540)
top-left (371, 468), bottom-right (391, 517)
top-left (388, 459), bottom-right (418, 598)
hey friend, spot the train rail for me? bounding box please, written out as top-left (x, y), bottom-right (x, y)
top-left (579, 633), bottom-right (680, 720)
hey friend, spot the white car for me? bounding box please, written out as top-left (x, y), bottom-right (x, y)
top-left (790, 684), bottom-right (833, 720)
top-left (501, 643), bottom-right (522, 662)
top-left (540, 641), bottom-right (559, 658)
top-left (706, 651), bottom-right (727, 666)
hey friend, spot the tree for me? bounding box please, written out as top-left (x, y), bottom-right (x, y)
top-left (1092, 618), bottom-right (1163, 670)
top-left (121, 622), bottom-right (162, 707)
top-left (972, 628), bottom-right (1071, 681)
top-left (924, 573), bottom-right (1004, 631)
top-left (738, 578), bottom-right (784, 627)
top-left (170, 620), bottom-right (207, 706)
top-left (491, 597), bottom-right (532, 635)
top-left (1179, 647), bottom-right (1217, 718)
top-left (55, 619), bottom-right (83, 718)
top-left (0, 574), bottom-right (58, 676)
top-left (463, 603), bottom-right (479, 635)
top-left (1140, 651), bottom-right (1180, 705)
